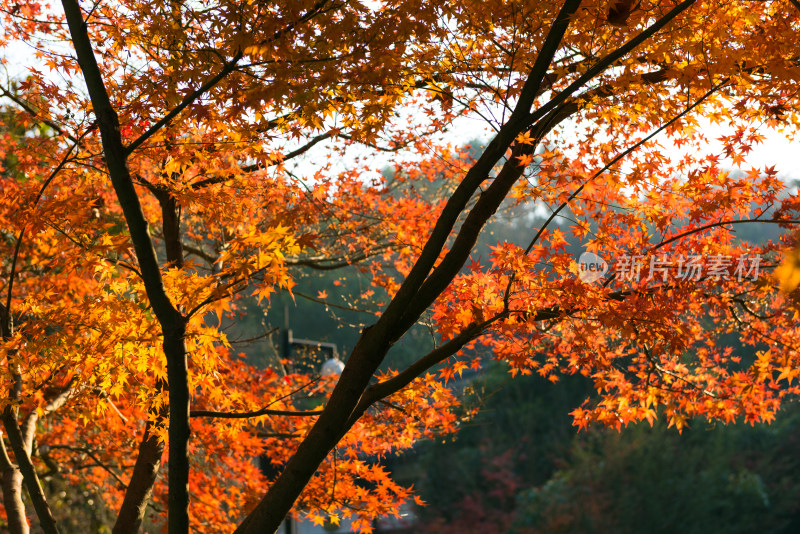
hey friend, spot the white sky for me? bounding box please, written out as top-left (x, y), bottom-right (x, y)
top-left (4, 33), bottom-right (800, 184)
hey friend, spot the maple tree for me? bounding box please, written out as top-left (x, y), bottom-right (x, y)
top-left (2, 0), bottom-right (800, 532)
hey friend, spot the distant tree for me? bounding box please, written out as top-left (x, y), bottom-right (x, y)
top-left (511, 411), bottom-right (800, 534)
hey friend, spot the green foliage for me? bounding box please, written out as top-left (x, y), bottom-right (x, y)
top-left (511, 408), bottom-right (800, 534)
top-left (410, 368), bottom-right (800, 534)
top-left (405, 365), bottom-right (590, 526)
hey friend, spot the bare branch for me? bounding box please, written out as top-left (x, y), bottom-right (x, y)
top-left (190, 407), bottom-right (323, 419)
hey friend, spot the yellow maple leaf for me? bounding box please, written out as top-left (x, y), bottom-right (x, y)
top-left (775, 243), bottom-right (800, 293)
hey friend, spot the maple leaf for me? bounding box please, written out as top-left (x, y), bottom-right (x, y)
top-left (516, 153), bottom-right (534, 167)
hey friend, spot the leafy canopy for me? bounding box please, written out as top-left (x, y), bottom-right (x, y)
top-left (1, 0), bottom-right (800, 532)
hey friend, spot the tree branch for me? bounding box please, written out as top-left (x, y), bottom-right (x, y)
top-left (525, 0), bottom-right (699, 129)
top-left (0, 84), bottom-right (80, 144)
top-left (0, 429), bottom-right (28, 534)
top-left (124, 52), bottom-right (243, 155)
top-left (2, 409), bottom-right (59, 534)
top-left (235, 3), bottom-right (585, 532)
top-left (190, 407), bottom-right (323, 419)
top-left (61, 1), bottom-right (190, 532)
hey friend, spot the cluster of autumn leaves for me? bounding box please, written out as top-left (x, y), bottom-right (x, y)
top-left (1, 0), bottom-right (800, 532)
top-left (0, 107), bottom-right (460, 532)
